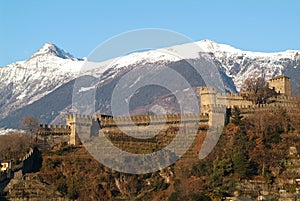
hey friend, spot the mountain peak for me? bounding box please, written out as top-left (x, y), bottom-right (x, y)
top-left (30, 42), bottom-right (77, 60)
top-left (196, 39), bottom-right (241, 53)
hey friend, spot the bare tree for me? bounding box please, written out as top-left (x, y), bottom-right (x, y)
top-left (240, 77), bottom-right (277, 104)
top-left (0, 132), bottom-right (31, 161)
top-left (20, 116), bottom-right (40, 142)
top-left (246, 109), bottom-right (289, 176)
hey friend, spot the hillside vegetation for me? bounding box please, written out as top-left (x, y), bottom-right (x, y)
top-left (1, 106), bottom-right (300, 200)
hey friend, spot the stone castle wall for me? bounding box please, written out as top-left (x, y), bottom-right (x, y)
top-left (99, 113), bottom-right (209, 130)
top-left (63, 113), bottom-right (210, 145)
top-left (37, 124), bottom-right (71, 149)
top-left (0, 148), bottom-right (40, 186)
top-left (200, 87), bottom-right (253, 115)
top-left (97, 113), bottom-right (209, 156)
top-left (35, 113), bottom-right (210, 159)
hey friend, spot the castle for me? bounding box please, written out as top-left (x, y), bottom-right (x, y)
top-left (200, 75), bottom-right (299, 115)
top-left (36, 75), bottom-right (299, 150)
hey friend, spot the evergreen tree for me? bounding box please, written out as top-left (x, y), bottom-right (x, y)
top-left (209, 157), bottom-right (233, 187)
top-left (230, 107), bottom-right (251, 179)
top-left (232, 149), bottom-right (249, 179)
top-left (231, 107), bottom-right (243, 126)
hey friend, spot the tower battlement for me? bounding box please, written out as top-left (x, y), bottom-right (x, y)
top-left (269, 75), bottom-right (291, 97)
top-left (38, 124), bottom-right (71, 135)
top-left (199, 87), bottom-right (218, 94)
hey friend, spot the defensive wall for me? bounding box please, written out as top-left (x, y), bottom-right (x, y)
top-left (94, 113), bottom-right (210, 156)
top-left (36, 124), bottom-right (71, 150)
top-left (64, 113), bottom-right (210, 147)
top-left (0, 147), bottom-right (41, 188)
top-left (34, 113), bottom-right (210, 161)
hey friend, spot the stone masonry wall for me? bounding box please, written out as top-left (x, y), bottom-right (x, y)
top-left (37, 124), bottom-right (71, 149)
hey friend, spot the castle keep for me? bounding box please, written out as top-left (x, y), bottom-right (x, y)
top-left (269, 75), bottom-right (291, 97)
top-left (36, 75), bottom-right (299, 150)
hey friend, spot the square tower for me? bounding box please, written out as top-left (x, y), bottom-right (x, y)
top-left (268, 75), bottom-right (291, 97)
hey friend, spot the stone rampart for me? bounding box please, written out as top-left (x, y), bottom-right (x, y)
top-left (38, 124), bottom-right (71, 135)
top-left (99, 113), bottom-right (208, 127)
top-left (96, 113), bottom-right (210, 157)
top-left (37, 124), bottom-right (71, 149)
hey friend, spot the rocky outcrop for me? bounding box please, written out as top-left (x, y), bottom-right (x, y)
top-left (6, 173), bottom-right (66, 201)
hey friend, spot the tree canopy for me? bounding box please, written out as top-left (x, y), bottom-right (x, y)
top-left (20, 116), bottom-right (40, 136)
top-left (0, 132), bottom-right (31, 161)
top-left (240, 77), bottom-right (277, 104)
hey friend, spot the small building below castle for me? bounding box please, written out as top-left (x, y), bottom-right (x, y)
top-left (1, 162), bottom-right (11, 172)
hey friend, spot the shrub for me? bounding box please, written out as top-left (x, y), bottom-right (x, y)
top-left (57, 182), bottom-right (68, 196)
top-left (169, 192), bottom-right (179, 201)
top-left (67, 188), bottom-right (79, 200)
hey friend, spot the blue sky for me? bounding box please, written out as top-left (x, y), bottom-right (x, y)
top-left (1, 0), bottom-right (300, 66)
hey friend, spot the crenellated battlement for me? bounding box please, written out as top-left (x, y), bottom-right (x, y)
top-left (270, 96), bottom-right (300, 104)
top-left (238, 103), bottom-right (300, 115)
top-left (224, 93), bottom-right (244, 98)
top-left (20, 148), bottom-right (34, 162)
top-left (199, 87), bottom-right (217, 94)
top-left (201, 101), bottom-right (300, 111)
top-left (99, 113), bottom-right (208, 128)
top-left (39, 124), bottom-right (71, 130)
top-left (38, 124), bottom-right (71, 136)
top-left (66, 113), bottom-right (95, 122)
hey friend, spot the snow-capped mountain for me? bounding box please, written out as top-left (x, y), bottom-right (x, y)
top-left (0, 43), bottom-right (84, 120)
top-left (195, 40), bottom-right (300, 90)
top-left (0, 40), bottom-right (299, 129)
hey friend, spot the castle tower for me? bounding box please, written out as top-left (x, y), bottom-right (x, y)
top-left (199, 87), bottom-right (217, 114)
top-left (269, 75), bottom-right (291, 97)
top-left (66, 114), bottom-right (100, 145)
top-left (66, 114), bottom-right (78, 145)
top-left (200, 87), bottom-right (217, 105)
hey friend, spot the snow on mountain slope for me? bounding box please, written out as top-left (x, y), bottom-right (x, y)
top-left (194, 40), bottom-right (300, 90)
top-left (0, 43), bottom-right (84, 119)
top-left (110, 39), bottom-right (300, 90)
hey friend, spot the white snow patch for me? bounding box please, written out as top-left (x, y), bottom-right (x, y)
top-left (0, 128), bottom-right (25, 135)
top-left (78, 86), bottom-right (96, 92)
